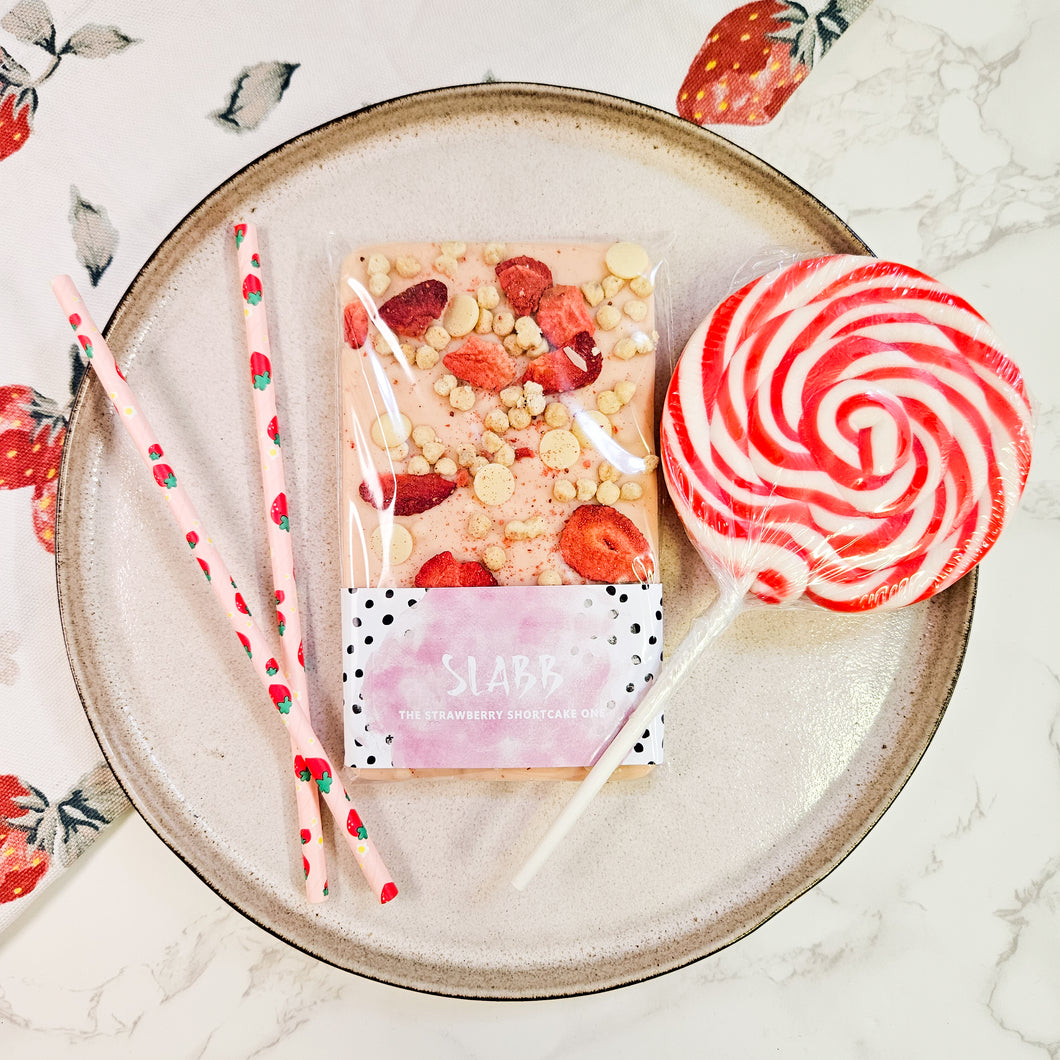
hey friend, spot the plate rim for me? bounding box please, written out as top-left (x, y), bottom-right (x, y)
top-left (54, 81), bottom-right (976, 999)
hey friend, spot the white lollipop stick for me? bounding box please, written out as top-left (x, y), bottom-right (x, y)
top-left (512, 581), bottom-right (750, 890)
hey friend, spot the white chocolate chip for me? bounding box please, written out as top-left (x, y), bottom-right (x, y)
top-left (598, 461), bottom-right (619, 483)
top-left (474, 463), bottom-right (516, 505)
top-left (434, 254), bottom-right (459, 279)
top-left (449, 385), bottom-right (475, 411)
top-left (435, 456), bottom-right (457, 476)
top-left (411, 424), bottom-right (436, 447)
top-left (482, 544), bottom-right (507, 571)
top-left (421, 440), bottom-right (446, 464)
top-left (492, 310), bottom-right (515, 337)
top-left (434, 373), bottom-right (458, 397)
top-left (457, 446), bottom-right (478, 467)
top-left (366, 253), bottom-right (391, 275)
top-left (468, 455), bottom-right (490, 475)
top-left (477, 284), bottom-right (500, 310)
top-left (467, 511), bottom-right (492, 538)
top-left (415, 345), bottom-right (440, 370)
top-left (601, 274), bottom-right (625, 299)
top-left (538, 429), bottom-right (580, 470)
top-left (613, 336), bottom-right (637, 361)
top-left (643, 454), bottom-right (660, 472)
top-left (571, 410), bottom-right (613, 449)
top-left (407, 455), bottom-right (430, 476)
top-left (370, 412), bottom-right (412, 449)
top-left (596, 480), bottom-right (621, 505)
top-left (440, 241), bottom-right (466, 260)
top-left (596, 304), bottom-right (621, 331)
top-left (503, 334), bottom-right (523, 357)
top-left (514, 316), bottom-right (542, 349)
top-left (481, 430), bottom-right (504, 454)
top-left (368, 272), bottom-right (391, 297)
top-left (633, 331), bottom-right (656, 355)
top-left (387, 441), bottom-right (409, 461)
top-left (553, 479), bottom-right (577, 502)
top-left (507, 406), bottom-right (532, 430)
top-left (544, 402), bottom-right (570, 428)
top-left (399, 342), bottom-right (417, 364)
top-left (395, 255), bottom-right (421, 278)
top-left (493, 443), bottom-right (516, 466)
top-left (620, 481), bottom-right (644, 501)
top-left (581, 281), bottom-right (605, 307)
top-left (613, 379), bottom-right (636, 405)
top-left (499, 385), bottom-right (523, 408)
top-left (444, 293), bottom-right (480, 337)
top-left (522, 381), bottom-right (543, 398)
top-left (483, 408), bottom-right (510, 433)
top-left (504, 517), bottom-right (545, 540)
top-left (425, 325), bottom-right (451, 350)
top-left (483, 243), bottom-right (507, 265)
top-left (605, 242), bottom-right (650, 280)
top-left (629, 274), bottom-right (654, 298)
top-left (475, 308), bottom-right (494, 334)
top-left (525, 391), bottom-right (546, 416)
top-left (538, 569), bottom-right (563, 586)
top-left (623, 299), bottom-right (648, 322)
top-left (370, 523), bottom-right (413, 564)
top-left (576, 478), bottom-right (598, 501)
top-left (596, 390), bottom-right (622, 416)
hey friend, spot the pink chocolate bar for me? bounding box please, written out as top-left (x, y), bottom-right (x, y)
top-left (339, 241), bottom-right (663, 778)
top-left (340, 241), bottom-right (660, 589)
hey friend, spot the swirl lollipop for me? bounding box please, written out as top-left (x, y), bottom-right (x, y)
top-left (513, 255), bottom-right (1033, 889)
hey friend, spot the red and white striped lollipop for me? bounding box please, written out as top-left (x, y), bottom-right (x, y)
top-left (661, 255), bottom-right (1033, 612)
top-left (513, 255), bottom-right (1033, 890)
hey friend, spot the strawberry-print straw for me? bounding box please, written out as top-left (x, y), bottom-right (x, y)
top-left (52, 275), bottom-right (397, 906)
top-left (233, 222), bottom-right (328, 904)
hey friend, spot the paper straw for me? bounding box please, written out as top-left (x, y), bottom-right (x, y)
top-left (512, 583), bottom-right (749, 890)
top-left (233, 222), bottom-right (328, 903)
top-left (53, 275), bottom-right (397, 905)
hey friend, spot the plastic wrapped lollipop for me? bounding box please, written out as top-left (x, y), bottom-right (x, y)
top-left (513, 255), bottom-right (1033, 889)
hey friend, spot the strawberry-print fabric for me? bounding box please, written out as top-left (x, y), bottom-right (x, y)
top-left (0, 0), bottom-right (869, 932)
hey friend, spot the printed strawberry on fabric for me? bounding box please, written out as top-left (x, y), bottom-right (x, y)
top-left (0, 776), bottom-right (48, 903)
top-left (0, 345), bottom-right (88, 553)
top-left (1, 768), bottom-right (126, 906)
top-left (677, 0), bottom-right (870, 126)
top-left (0, 0), bottom-right (137, 162)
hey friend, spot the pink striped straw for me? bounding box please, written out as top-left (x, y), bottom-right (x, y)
top-left (233, 222), bottom-right (327, 903)
top-left (53, 275), bottom-right (397, 905)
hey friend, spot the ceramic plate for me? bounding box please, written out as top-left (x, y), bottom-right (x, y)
top-left (56, 85), bottom-right (974, 999)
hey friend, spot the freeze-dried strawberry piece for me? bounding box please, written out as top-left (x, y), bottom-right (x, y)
top-left (343, 300), bottom-right (369, 347)
top-left (414, 551), bottom-right (498, 588)
top-left (359, 472), bottom-right (456, 516)
top-left (560, 504), bottom-right (654, 583)
top-left (514, 446), bottom-right (535, 460)
top-left (495, 256), bottom-right (553, 316)
top-left (536, 285), bottom-right (594, 350)
top-left (378, 279), bottom-right (448, 337)
top-left (442, 335), bottom-right (519, 391)
top-left (520, 331), bottom-right (602, 393)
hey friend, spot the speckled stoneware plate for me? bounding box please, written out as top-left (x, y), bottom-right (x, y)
top-left (56, 84), bottom-right (974, 999)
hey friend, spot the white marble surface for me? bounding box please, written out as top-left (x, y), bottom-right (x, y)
top-left (2, 0), bottom-right (1059, 1055)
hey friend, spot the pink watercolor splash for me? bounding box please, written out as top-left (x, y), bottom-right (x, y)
top-left (362, 587), bottom-right (636, 768)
